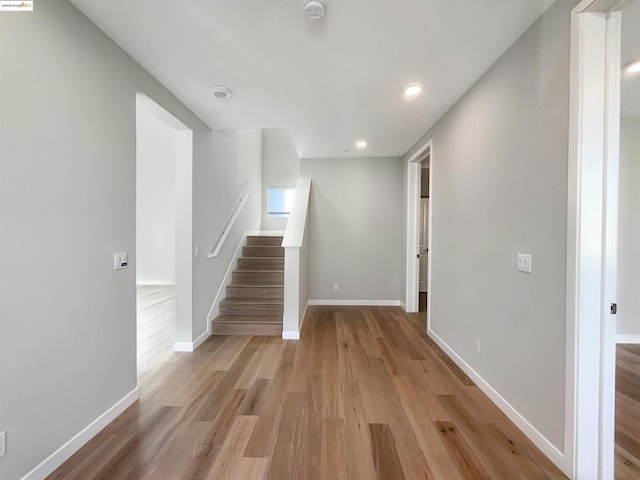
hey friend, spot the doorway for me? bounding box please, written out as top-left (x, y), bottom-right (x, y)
top-left (135, 93), bottom-right (193, 370)
top-left (418, 165), bottom-right (430, 313)
top-left (405, 140), bottom-right (432, 321)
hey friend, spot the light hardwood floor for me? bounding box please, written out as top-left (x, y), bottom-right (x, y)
top-left (616, 344), bottom-right (640, 479)
top-left (136, 285), bottom-right (176, 378)
top-left (48, 299), bottom-right (567, 479)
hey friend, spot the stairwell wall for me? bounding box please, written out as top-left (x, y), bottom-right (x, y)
top-left (300, 157), bottom-right (403, 303)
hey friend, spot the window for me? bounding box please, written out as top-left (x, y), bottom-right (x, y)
top-left (267, 187), bottom-right (295, 219)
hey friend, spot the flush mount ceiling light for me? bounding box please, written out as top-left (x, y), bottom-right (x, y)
top-left (624, 59), bottom-right (640, 75)
top-left (403, 81), bottom-right (424, 97)
top-left (304, 0), bottom-right (326, 22)
top-left (355, 140), bottom-right (367, 149)
top-left (210, 85), bottom-right (232, 99)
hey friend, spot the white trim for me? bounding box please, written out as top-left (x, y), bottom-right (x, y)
top-left (400, 301), bottom-right (407, 311)
top-left (172, 327), bottom-right (210, 352)
top-left (307, 299), bottom-right (402, 307)
top-left (428, 329), bottom-right (568, 474)
top-left (405, 140), bottom-right (432, 313)
top-left (282, 330), bottom-right (300, 340)
top-left (567, 3), bottom-right (624, 478)
top-left (192, 329), bottom-right (210, 350)
top-left (173, 341), bottom-right (194, 352)
top-left (20, 388), bottom-right (139, 480)
top-left (135, 281), bottom-right (175, 286)
top-left (617, 335), bottom-right (640, 344)
top-left (208, 182), bottom-right (252, 258)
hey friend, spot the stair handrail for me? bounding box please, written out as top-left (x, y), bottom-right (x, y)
top-left (208, 181), bottom-right (252, 258)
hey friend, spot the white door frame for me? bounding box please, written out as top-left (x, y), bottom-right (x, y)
top-left (405, 140), bottom-right (432, 314)
top-left (566, 1), bottom-right (627, 477)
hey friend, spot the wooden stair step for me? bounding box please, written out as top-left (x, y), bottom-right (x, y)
top-left (219, 298), bottom-right (284, 315)
top-left (242, 246), bottom-right (284, 258)
top-left (215, 315), bottom-right (282, 324)
top-left (232, 270), bottom-right (284, 284)
top-left (211, 316), bottom-right (281, 336)
top-left (226, 284), bottom-right (283, 299)
top-left (246, 235), bottom-right (283, 247)
top-left (237, 257), bottom-right (284, 270)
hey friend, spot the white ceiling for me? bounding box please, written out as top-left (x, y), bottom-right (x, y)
top-left (70, 0), bottom-right (560, 158)
top-left (622, 0), bottom-right (640, 118)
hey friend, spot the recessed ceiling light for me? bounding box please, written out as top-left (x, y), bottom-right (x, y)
top-left (403, 82), bottom-right (423, 97)
top-left (210, 85), bottom-right (232, 99)
top-left (624, 59), bottom-right (640, 74)
top-left (355, 140), bottom-right (367, 149)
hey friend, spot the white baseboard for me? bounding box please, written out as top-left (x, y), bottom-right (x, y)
top-left (427, 328), bottom-right (568, 475)
top-left (400, 301), bottom-right (407, 311)
top-left (173, 341), bottom-right (194, 352)
top-left (307, 299), bottom-right (402, 307)
top-left (136, 281), bottom-right (176, 286)
top-left (20, 387), bottom-right (139, 480)
top-left (173, 328), bottom-right (209, 353)
top-left (617, 334), bottom-right (640, 344)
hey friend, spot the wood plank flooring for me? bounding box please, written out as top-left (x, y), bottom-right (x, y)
top-left (616, 344), bottom-right (640, 480)
top-left (48, 303), bottom-right (567, 480)
top-left (136, 285), bottom-right (176, 378)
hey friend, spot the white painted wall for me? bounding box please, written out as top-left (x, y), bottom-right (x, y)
top-left (261, 128), bottom-right (300, 231)
top-left (403, 0), bottom-right (575, 452)
top-left (0, 2), bottom-right (262, 479)
top-left (617, 117), bottom-right (640, 340)
top-left (300, 157), bottom-right (403, 303)
top-left (136, 110), bottom-right (176, 285)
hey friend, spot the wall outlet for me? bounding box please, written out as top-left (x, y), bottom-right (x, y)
top-left (475, 338), bottom-right (481, 355)
top-left (0, 430), bottom-right (6, 458)
top-left (517, 253), bottom-right (532, 273)
top-left (333, 283), bottom-right (339, 291)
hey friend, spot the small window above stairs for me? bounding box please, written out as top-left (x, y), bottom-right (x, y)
top-left (212, 235), bottom-right (284, 336)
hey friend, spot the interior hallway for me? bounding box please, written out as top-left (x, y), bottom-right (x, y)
top-left (616, 344), bottom-right (640, 479)
top-left (48, 302), bottom-right (567, 479)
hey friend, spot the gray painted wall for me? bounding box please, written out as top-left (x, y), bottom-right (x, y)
top-left (136, 110), bottom-right (177, 285)
top-left (403, 0), bottom-right (575, 450)
top-left (261, 128), bottom-right (300, 231)
top-left (300, 157), bottom-right (403, 302)
top-left (617, 117), bottom-right (640, 338)
top-left (0, 2), bottom-right (261, 478)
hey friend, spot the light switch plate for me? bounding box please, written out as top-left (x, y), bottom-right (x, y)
top-left (517, 253), bottom-right (532, 273)
top-left (114, 252), bottom-right (128, 270)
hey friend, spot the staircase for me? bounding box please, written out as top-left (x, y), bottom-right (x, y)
top-left (212, 235), bottom-right (284, 336)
